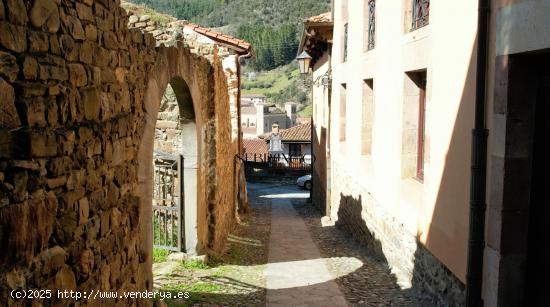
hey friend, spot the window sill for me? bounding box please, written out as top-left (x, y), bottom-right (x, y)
top-left (402, 24), bottom-right (431, 44)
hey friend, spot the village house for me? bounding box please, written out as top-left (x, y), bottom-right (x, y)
top-left (301, 0), bottom-right (550, 306)
top-left (240, 94), bottom-right (297, 139)
top-left (298, 11), bottom-right (333, 218)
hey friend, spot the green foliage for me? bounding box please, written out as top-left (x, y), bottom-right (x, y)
top-left (181, 259), bottom-right (210, 270)
top-left (298, 104), bottom-right (313, 117)
top-left (242, 63), bottom-right (308, 105)
top-left (237, 24), bottom-right (297, 70)
top-left (129, 0), bottom-right (330, 69)
top-left (153, 248), bottom-right (171, 263)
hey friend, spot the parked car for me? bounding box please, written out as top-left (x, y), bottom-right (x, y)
top-left (297, 174), bottom-right (312, 190)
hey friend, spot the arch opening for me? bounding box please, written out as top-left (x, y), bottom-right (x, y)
top-left (153, 76), bottom-right (199, 255)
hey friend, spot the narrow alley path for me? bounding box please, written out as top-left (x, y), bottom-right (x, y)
top-left (250, 182), bottom-right (435, 307)
top-left (153, 182), bottom-right (435, 306)
top-left (265, 197), bottom-right (348, 306)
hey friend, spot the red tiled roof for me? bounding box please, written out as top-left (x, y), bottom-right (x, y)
top-left (305, 12), bottom-right (332, 23)
top-left (184, 23), bottom-right (251, 52)
top-left (264, 123), bottom-right (312, 142)
top-left (243, 139), bottom-right (268, 155)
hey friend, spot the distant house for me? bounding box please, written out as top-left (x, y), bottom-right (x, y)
top-left (240, 94), bottom-right (297, 139)
top-left (262, 123), bottom-right (312, 158)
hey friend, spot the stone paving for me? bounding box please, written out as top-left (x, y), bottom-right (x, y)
top-left (293, 199), bottom-right (437, 307)
top-left (265, 197), bottom-right (348, 307)
top-left (152, 182), bottom-right (436, 306)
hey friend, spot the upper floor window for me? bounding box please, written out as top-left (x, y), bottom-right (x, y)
top-left (366, 0), bottom-right (376, 51)
top-left (343, 23), bottom-right (349, 62)
top-left (411, 0), bottom-right (430, 30)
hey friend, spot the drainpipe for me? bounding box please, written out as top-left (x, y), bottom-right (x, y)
top-left (237, 51), bottom-right (252, 154)
top-left (466, 1), bottom-right (490, 306)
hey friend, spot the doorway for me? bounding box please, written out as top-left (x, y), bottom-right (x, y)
top-left (525, 54), bottom-right (550, 306)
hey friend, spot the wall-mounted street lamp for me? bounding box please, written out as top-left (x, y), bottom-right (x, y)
top-left (296, 51), bottom-right (312, 74)
top-left (296, 51), bottom-right (332, 89)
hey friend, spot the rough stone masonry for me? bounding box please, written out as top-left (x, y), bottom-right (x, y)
top-left (0, 0), bottom-right (247, 305)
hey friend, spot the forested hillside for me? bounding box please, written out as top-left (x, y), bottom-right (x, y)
top-left (130, 0), bottom-right (330, 70)
top-left (128, 0), bottom-right (329, 112)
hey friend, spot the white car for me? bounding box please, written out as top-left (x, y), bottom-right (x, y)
top-left (297, 174), bottom-right (312, 190)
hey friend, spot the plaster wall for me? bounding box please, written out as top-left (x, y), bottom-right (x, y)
top-left (329, 0), bottom-right (478, 302)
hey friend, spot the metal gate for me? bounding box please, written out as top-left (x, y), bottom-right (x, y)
top-left (152, 150), bottom-right (184, 252)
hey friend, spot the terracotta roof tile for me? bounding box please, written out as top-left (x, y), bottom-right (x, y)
top-left (306, 12), bottom-right (332, 23)
top-left (184, 22), bottom-right (251, 52)
top-left (243, 139), bottom-right (268, 156)
top-left (264, 123), bottom-right (312, 142)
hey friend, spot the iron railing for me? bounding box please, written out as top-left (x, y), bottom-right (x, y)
top-left (241, 153), bottom-right (313, 171)
top-left (152, 151), bottom-right (184, 252)
top-left (367, 0), bottom-right (376, 51)
top-left (411, 0), bottom-right (430, 30)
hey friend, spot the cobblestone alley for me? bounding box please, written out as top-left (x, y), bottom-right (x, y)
top-left (153, 182), bottom-right (436, 306)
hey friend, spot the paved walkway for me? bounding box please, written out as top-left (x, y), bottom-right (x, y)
top-left (264, 197), bottom-right (348, 307)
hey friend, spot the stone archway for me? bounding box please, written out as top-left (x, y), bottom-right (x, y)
top-left (137, 43), bottom-right (222, 289)
top-left (154, 77), bottom-right (199, 255)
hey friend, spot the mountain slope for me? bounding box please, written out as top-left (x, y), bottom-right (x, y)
top-left (130, 0), bottom-right (330, 30)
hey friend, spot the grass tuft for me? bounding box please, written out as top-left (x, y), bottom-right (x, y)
top-left (153, 248), bottom-right (171, 263)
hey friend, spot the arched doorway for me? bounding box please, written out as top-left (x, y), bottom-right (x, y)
top-left (138, 54), bottom-right (209, 289)
top-left (152, 77), bottom-right (199, 255)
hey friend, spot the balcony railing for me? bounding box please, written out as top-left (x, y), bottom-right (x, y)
top-left (240, 153), bottom-right (313, 171)
top-left (411, 0), bottom-right (430, 30)
top-left (367, 0), bottom-right (376, 51)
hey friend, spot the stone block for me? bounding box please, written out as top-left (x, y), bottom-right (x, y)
top-left (0, 196), bottom-right (57, 266)
top-left (76, 2), bottom-right (93, 21)
top-left (78, 198), bottom-right (89, 225)
top-left (85, 24), bottom-right (98, 41)
top-left (79, 40), bottom-right (95, 64)
top-left (40, 246), bottom-right (67, 275)
top-left (0, 129), bottom-right (11, 158)
top-left (48, 65), bottom-right (68, 81)
top-left (100, 211), bottom-right (110, 237)
top-left (68, 63), bottom-right (87, 87)
top-left (23, 97), bottom-right (46, 127)
top-left (6, 0), bottom-right (28, 25)
top-left (93, 46), bottom-right (110, 67)
top-left (46, 176), bottom-right (66, 189)
top-left (29, 0), bottom-right (60, 32)
top-left (0, 78), bottom-right (20, 129)
top-left (30, 131), bottom-right (57, 157)
top-left (82, 87), bottom-right (100, 121)
top-left (78, 248), bottom-right (94, 278)
top-left (28, 30), bottom-right (49, 52)
top-left (128, 15), bottom-right (138, 24)
top-left (103, 31), bottom-right (118, 50)
top-left (54, 267), bottom-right (77, 291)
top-left (65, 16), bottom-right (85, 40)
top-left (0, 21), bottom-right (27, 52)
top-left (60, 34), bottom-right (79, 61)
top-left (0, 51), bottom-right (18, 82)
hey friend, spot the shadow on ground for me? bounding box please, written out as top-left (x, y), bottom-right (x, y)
top-left (154, 182), bottom-right (437, 306)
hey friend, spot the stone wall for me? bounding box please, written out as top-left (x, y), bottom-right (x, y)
top-left (0, 0), bottom-right (157, 305)
top-left (331, 163), bottom-right (465, 306)
top-left (0, 0), bottom-right (245, 305)
top-left (154, 84), bottom-right (182, 154)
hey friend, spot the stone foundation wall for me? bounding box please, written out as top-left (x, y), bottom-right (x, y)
top-left (0, 0), bottom-right (157, 305)
top-left (0, 0), bottom-right (245, 305)
top-left (331, 163), bottom-right (465, 306)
